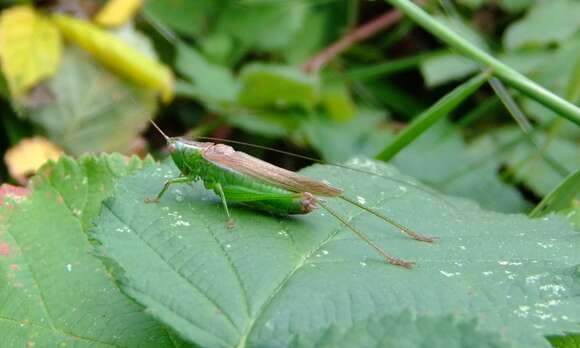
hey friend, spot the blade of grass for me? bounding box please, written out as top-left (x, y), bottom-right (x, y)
top-left (376, 71), bottom-right (489, 161)
top-left (529, 169), bottom-right (580, 218)
top-left (384, 0), bottom-right (580, 126)
top-left (341, 51), bottom-right (438, 81)
top-left (488, 77), bottom-right (570, 177)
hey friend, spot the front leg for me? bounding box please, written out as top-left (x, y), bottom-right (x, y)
top-left (145, 176), bottom-right (193, 203)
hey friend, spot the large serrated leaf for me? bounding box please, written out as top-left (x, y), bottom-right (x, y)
top-left (92, 158), bottom-right (580, 347)
top-left (0, 154), bottom-right (188, 347)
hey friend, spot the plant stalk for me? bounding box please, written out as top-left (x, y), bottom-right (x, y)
top-left (384, 0), bottom-right (580, 126)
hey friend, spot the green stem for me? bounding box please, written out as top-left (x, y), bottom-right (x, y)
top-left (384, 0), bottom-right (580, 126)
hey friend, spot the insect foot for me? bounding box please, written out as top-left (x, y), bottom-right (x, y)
top-left (144, 197), bottom-right (159, 204)
top-left (408, 231), bottom-right (438, 243)
top-left (388, 257), bottom-right (414, 269)
top-left (226, 218), bottom-right (236, 230)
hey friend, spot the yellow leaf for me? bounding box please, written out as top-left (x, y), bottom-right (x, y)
top-left (52, 14), bottom-right (174, 102)
top-left (94, 0), bottom-right (144, 28)
top-left (0, 6), bottom-right (61, 98)
top-left (4, 137), bottom-right (62, 182)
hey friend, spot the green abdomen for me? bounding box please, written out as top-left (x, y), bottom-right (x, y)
top-left (200, 160), bottom-right (311, 215)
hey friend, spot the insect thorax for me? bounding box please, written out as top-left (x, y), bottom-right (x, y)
top-left (170, 141), bottom-right (208, 179)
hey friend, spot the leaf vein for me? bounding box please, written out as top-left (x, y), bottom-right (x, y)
top-left (102, 201), bottom-right (242, 338)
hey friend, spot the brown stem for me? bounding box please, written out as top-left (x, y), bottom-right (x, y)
top-left (302, 9), bottom-right (404, 74)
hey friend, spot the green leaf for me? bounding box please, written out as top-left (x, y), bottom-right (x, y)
top-left (503, 0), bottom-right (580, 50)
top-left (175, 42), bottom-right (237, 107)
top-left (281, 9), bottom-right (330, 64)
top-left (143, 0), bottom-right (220, 37)
top-left (25, 46), bottom-right (157, 155)
top-left (419, 13), bottom-right (490, 88)
top-left (237, 63), bottom-right (319, 110)
top-left (302, 108), bottom-right (392, 163)
top-left (290, 312), bottom-right (511, 348)
top-left (499, 50), bottom-right (555, 76)
top-left (499, 0), bottom-right (536, 12)
top-left (434, 16), bottom-right (490, 51)
top-left (530, 169), bottom-right (580, 219)
top-left (393, 122), bottom-right (530, 214)
top-left (489, 127), bottom-right (580, 197)
top-left (457, 0), bottom-right (540, 13)
top-left (520, 37), bottom-right (580, 139)
top-left (214, 1), bottom-right (307, 51)
top-left (92, 158), bottom-right (580, 347)
top-left (420, 50), bottom-right (556, 88)
top-left (420, 53), bottom-right (479, 88)
top-left (320, 82), bottom-right (356, 122)
top-left (0, 154), bottom-right (186, 347)
top-left (224, 110), bottom-right (301, 138)
top-left (376, 72), bottom-right (488, 161)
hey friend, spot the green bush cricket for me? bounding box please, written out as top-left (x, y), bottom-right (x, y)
top-left (147, 121), bottom-right (436, 268)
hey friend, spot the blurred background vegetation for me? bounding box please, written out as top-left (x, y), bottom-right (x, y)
top-left (0, 0), bottom-right (578, 218)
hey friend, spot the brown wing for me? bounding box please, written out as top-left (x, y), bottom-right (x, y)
top-left (202, 144), bottom-right (343, 197)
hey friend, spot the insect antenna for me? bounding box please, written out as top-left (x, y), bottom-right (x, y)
top-left (149, 120), bottom-right (170, 141)
top-left (339, 195), bottom-right (437, 243)
top-left (317, 201), bottom-right (413, 268)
